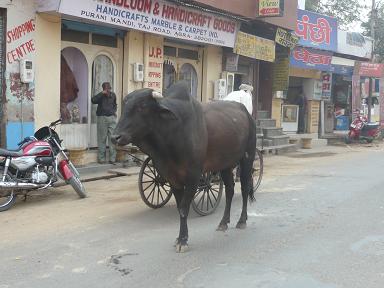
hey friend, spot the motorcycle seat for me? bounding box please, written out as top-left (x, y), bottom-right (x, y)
top-left (363, 122), bottom-right (380, 130)
top-left (0, 148), bottom-right (23, 157)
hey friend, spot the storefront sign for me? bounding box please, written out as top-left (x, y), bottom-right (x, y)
top-left (313, 79), bottom-right (323, 100)
top-left (144, 36), bottom-right (163, 90)
top-left (234, 31), bottom-right (275, 62)
top-left (321, 72), bottom-right (332, 101)
top-left (272, 50), bottom-right (290, 92)
top-left (57, 0), bottom-right (239, 47)
top-left (275, 28), bottom-right (299, 48)
top-left (295, 9), bottom-right (337, 52)
top-left (308, 100), bottom-right (320, 132)
top-left (354, 61), bottom-right (384, 78)
top-left (290, 46), bottom-right (332, 71)
top-left (225, 53), bottom-right (239, 72)
top-left (259, 0), bottom-right (283, 17)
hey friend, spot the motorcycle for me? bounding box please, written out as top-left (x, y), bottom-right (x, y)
top-left (345, 112), bottom-right (381, 144)
top-left (0, 119), bottom-right (86, 212)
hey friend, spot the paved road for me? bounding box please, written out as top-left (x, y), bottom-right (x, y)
top-left (1, 144), bottom-right (384, 288)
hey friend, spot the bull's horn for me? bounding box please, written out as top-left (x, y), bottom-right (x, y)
top-left (152, 91), bottom-right (163, 99)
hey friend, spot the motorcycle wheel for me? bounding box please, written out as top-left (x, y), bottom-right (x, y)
top-left (344, 135), bottom-right (352, 144)
top-left (65, 161), bottom-right (86, 198)
top-left (0, 191), bottom-right (16, 212)
top-left (0, 169), bottom-right (16, 212)
top-left (68, 176), bottom-right (87, 198)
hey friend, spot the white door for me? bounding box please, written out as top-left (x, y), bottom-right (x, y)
top-left (91, 55), bottom-right (114, 147)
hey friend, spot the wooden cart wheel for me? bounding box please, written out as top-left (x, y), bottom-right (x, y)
top-left (192, 172), bottom-right (223, 216)
top-left (138, 157), bottom-right (172, 209)
top-left (253, 148), bottom-right (263, 192)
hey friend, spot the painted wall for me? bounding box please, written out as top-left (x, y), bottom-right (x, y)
top-left (34, 13), bottom-right (61, 130)
top-left (126, 30), bottom-right (145, 94)
top-left (1, 0), bottom-right (36, 148)
top-left (202, 45), bottom-right (222, 103)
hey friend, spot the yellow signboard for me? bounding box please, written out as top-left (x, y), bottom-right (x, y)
top-left (275, 28), bottom-right (299, 49)
top-left (234, 32), bottom-right (275, 62)
top-left (272, 50), bottom-right (290, 92)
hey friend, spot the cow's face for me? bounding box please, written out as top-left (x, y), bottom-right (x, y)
top-left (112, 88), bottom-right (174, 146)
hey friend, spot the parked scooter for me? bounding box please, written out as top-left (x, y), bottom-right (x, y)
top-left (345, 111), bottom-right (381, 144)
top-left (0, 119), bottom-right (86, 212)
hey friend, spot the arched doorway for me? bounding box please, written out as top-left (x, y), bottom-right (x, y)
top-left (90, 54), bottom-right (114, 147)
top-left (179, 63), bottom-right (198, 98)
top-left (162, 43), bottom-right (202, 100)
top-left (60, 47), bottom-right (88, 148)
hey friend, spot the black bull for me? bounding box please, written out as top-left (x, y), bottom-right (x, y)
top-left (112, 82), bottom-right (256, 252)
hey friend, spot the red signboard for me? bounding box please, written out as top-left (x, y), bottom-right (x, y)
top-left (355, 62), bottom-right (384, 78)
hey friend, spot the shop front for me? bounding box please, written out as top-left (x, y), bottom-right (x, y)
top-left (284, 9), bottom-right (337, 135)
top-left (352, 62), bottom-right (384, 128)
top-left (229, 30), bottom-right (276, 118)
top-left (36, 0), bottom-right (239, 155)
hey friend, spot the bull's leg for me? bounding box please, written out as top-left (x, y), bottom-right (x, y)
top-left (175, 181), bottom-right (198, 253)
top-left (217, 168), bottom-right (235, 232)
top-left (172, 188), bottom-right (183, 246)
top-left (236, 154), bottom-right (254, 229)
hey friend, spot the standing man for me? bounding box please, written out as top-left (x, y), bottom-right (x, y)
top-left (296, 88), bottom-right (307, 134)
top-left (223, 83), bottom-right (253, 114)
top-left (92, 82), bottom-right (117, 164)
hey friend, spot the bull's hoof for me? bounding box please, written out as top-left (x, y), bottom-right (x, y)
top-left (236, 222), bottom-right (247, 229)
top-left (216, 223), bottom-right (228, 231)
top-left (175, 243), bottom-right (189, 253)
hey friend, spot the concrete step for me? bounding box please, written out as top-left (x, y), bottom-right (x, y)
top-left (262, 127), bottom-right (283, 138)
top-left (267, 135), bottom-right (290, 146)
top-left (256, 138), bottom-right (263, 147)
top-left (262, 143), bottom-right (297, 155)
top-left (257, 119), bottom-right (276, 128)
top-left (257, 110), bottom-right (270, 119)
top-left (256, 127), bottom-right (263, 134)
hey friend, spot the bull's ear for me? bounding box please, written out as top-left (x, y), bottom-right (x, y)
top-left (157, 102), bottom-right (178, 120)
top-left (151, 91), bottom-right (178, 120)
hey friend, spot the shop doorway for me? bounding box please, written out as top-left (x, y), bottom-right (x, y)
top-left (91, 55), bottom-right (114, 147)
top-left (163, 44), bottom-right (202, 100)
top-left (61, 20), bottom-right (122, 149)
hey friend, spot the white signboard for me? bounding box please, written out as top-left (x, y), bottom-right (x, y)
top-left (58, 0), bottom-right (239, 47)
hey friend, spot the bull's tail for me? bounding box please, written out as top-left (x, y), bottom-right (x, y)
top-left (247, 112), bottom-right (257, 202)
